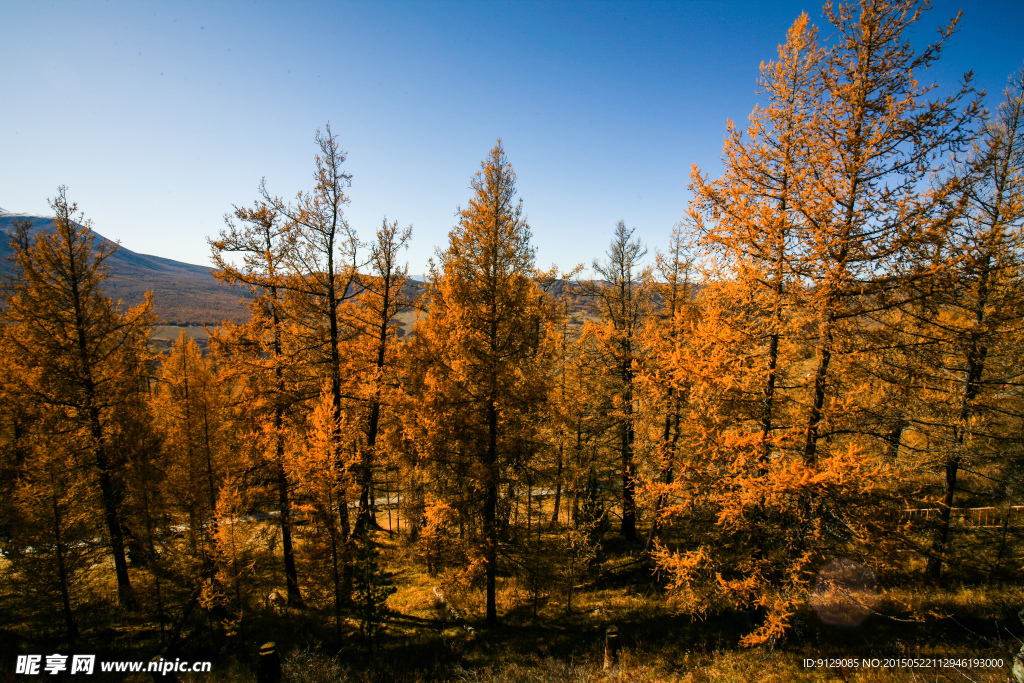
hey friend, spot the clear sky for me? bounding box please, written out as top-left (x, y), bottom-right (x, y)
top-left (2, 1), bottom-right (1022, 276)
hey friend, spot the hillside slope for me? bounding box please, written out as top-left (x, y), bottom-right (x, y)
top-left (0, 209), bottom-right (249, 325)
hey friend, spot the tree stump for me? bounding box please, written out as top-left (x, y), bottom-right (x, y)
top-left (603, 625), bottom-right (620, 670)
top-left (256, 642), bottom-right (281, 683)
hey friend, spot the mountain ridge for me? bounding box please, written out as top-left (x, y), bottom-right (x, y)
top-left (0, 210), bottom-right (250, 325)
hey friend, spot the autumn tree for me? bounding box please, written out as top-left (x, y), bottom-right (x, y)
top-left (636, 224), bottom-right (698, 547)
top-left (796, 0), bottom-right (979, 464)
top-left (409, 141), bottom-right (552, 625)
top-left (688, 13), bottom-right (821, 464)
top-left (261, 124), bottom-right (362, 595)
top-left (8, 425), bottom-right (97, 640)
top-left (211, 200), bottom-right (305, 606)
top-left (654, 0), bottom-right (979, 644)
top-left (210, 483), bottom-right (261, 638)
top-left (152, 330), bottom-right (232, 614)
top-left (535, 271), bottom-right (590, 531)
top-left (1, 187), bottom-right (153, 609)
top-left (348, 218), bottom-right (413, 535)
top-left (918, 67), bottom-right (1024, 577)
top-left (215, 127), bottom-right (411, 601)
top-left (651, 271), bottom-right (910, 645)
top-left (287, 387), bottom-right (358, 643)
top-left (583, 221), bottom-right (650, 541)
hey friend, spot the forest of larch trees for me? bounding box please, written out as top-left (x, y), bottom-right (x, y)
top-left (3, 1), bottom-right (1024, 681)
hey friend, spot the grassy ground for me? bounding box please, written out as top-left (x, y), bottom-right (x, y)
top-left (2, 519), bottom-right (1021, 682)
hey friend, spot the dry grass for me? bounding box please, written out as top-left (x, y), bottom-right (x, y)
top-left (161, 644), bottom-right (1015, 682)
top-left (877, 583), bottom-right (1024, 621)
top-left (3, 518), bottom-right (1022, 683)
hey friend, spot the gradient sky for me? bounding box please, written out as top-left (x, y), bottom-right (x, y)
top-left (2, 1), bottom-right (1022, 276)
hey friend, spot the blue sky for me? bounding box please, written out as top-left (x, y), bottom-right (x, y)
top-left (2, 1), bottom-right (1022, 276)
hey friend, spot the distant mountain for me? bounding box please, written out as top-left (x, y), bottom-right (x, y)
top-left (0, 209), bottom-right (600, 332)
top-left (0, 209), bottom-right (249, 326)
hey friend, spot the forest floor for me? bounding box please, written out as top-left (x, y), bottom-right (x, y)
top-left (2, 522), bottom-right (1022, 682)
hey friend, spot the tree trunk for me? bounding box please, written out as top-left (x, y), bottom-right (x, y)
top-left (78, 322), bottom-right (135, 609)
top-left (927, 266), bottom-right (990, 579)
top-left (277, 453), bottom-right (302, 607)
top-left (647, 404), bottom-right (678, 549)
top-left (52, 492), bottom-right (78, 641)
top-left (91, 423), bottom-right (136, 610)
top-left (760, 331), bottom-right (780, 463)
top-left (550, 444), bottom-right (563, 529)
top-left (884, 422), bottom-right (904, 463)
top-left (270, 290), bottom-right (302, 607)
top-left (485, 399), bottom-right (499, 626)
top-left (358, 401), bottom-right (381, 535)
top-left (621, 362), bottom-right (638, 541)
top-left (926, 455), bottom-right (960, 579)
top-left (804, 309), bottom-right (835, 465)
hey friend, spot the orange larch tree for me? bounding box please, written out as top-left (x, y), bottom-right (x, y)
top-left (260, 124), bottom-right (363, 597)
top-left (652, 0), bottom-right (979, 644)
top-left (408, 141), bottom-right (553, 625)
top-left (688, 13), bottom-right (821, 464)
top-left (347, 218), bottom-right (413, 536)
top-left (286, 386), bottom-right (359, 643)
top-left (211, 200), bottom-right (306, 606)
top-left (152, 330), bottom-right (232, 609)
top-left (582, 221), bottom-right (651, 541)
top-left (1, 188), bottom-right (153, 610)
top-left (636, 224), bottom-right (698, 547)
top-left (917, 68), bottom-right (1024, 577)
top-left (796, 0), bottom-right (979, 465)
